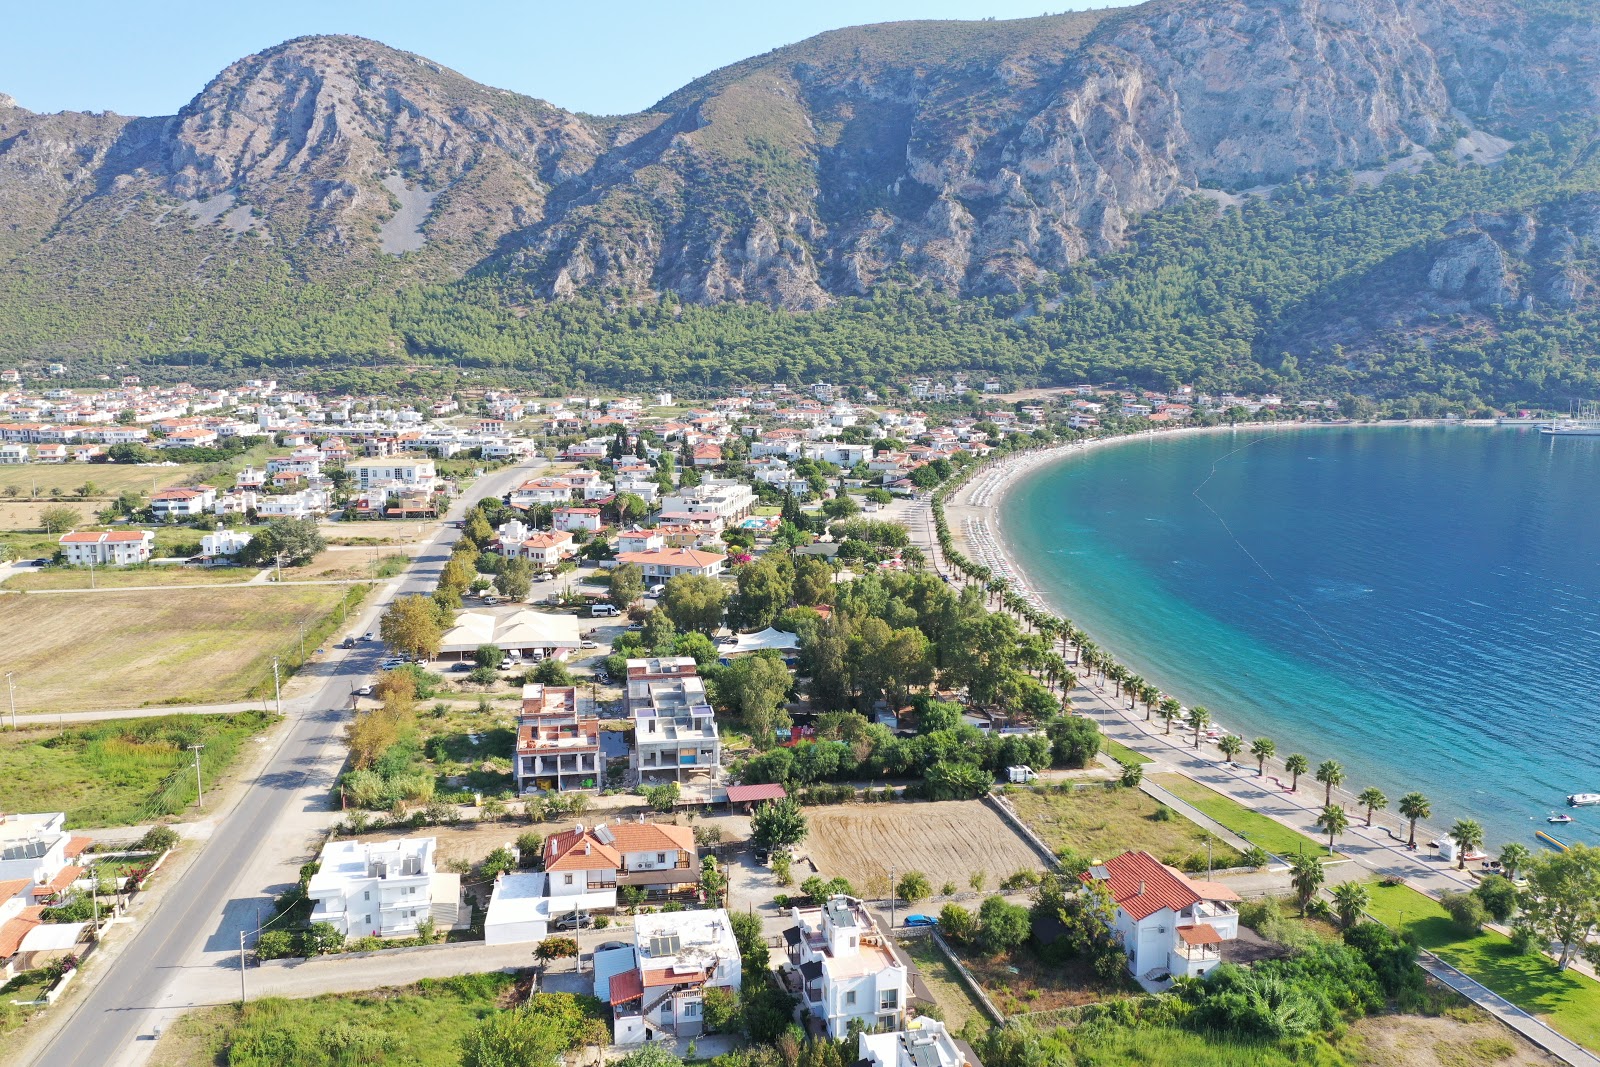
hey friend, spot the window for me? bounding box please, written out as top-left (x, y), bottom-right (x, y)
top-left (683, 1001), bottom-right (699, 1017)
top-left (657, 853), bottom-right (667, 864)
top-left (880, 991), bottom-right (898, 1010)
top-left (363, 890), bottom-right (370, 901)
top-left (844, 991), bottom-right (856, 1006)
top-left (564, 874), bottom-right (574, 886)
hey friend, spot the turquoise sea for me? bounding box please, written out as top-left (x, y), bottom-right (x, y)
top-left (1001, 424), bottom-right (1600, 850)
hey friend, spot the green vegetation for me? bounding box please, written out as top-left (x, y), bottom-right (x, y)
top-left (1365, 882), bottom-right (1600, 1051)
top-left (1009, 783), bottom-right (1245, 874)
top-left (1102, 737), bottom-right (1152, 766)
top-left (0, 712), bottom-right (278, 827)
top-left (900, 937), bottom-right (987, 1031)
top-left (1153, 774), bottom-right (1329, 859)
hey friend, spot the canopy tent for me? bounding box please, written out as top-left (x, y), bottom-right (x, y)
top-left (718, 627), bottom-right (800, 657)
top-left (439, 609), bottom-right (582, 658)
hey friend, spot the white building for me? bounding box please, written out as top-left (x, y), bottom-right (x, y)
top-left (543, 821), bottom-right (698, 900)
top-left (599, 909), bottom-right (742, 1044)
top-left (553, 507), bottom-right (603, 533)
top-left (785, 895), bottom-right (907, 1038)
top-left (626, 658), bottom-right (722, 783)
top-left (0, 812), bottom-right (90, 903)
top-left (199, 528), bottom-right (253, 559)
top-left (660, 480), bottom-right (755, 523)
top-left (58, 530), bottom-right (154, 566)
top-left (614, 547), bottom-right (726, 582)
top-left (1083, 850), bottom-right (1241, 987)
top-left (306, 837), bottom-right (457, 938)
top-left (150, 486), bottom-right (217, 520)
top-left (345, 458), bottom-right (438, 492)
top-left (858, 1020), bottom-right (974, 1067)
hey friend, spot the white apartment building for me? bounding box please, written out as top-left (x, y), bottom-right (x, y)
top-left (597, 909), bottom-right (742, 1044)
top-left (1084, 850), bottom-right (1241, 987)
top-left (786, 895), bottom-right (908, 1038)
top-left (626, 658), bottom-right (722, 783)
top-left (857, 1021), bottom-right (973, 1067)
top-left (58, 530), bottom-right (154, 566)
top-left (344, 458), bottom-right (438, 492)
top-left (0, 812), bottom-right (90, 902)
top-left (199, 528), bottom-right (253, 559)
top-left (659, 480), bottom-right (755, 523)
top-left (306, 837), bottom-right (457, 938)
top-left (150, 486), bottom-right (217, 520)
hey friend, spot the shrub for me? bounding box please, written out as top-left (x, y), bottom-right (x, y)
top-left (135, 826), bottom-right (180, 853)
top-left (252, 929), bottom-right (296, 959)
top-left (1472, 875), bottom-right (1518, 923)
top-left (1343, 922), bottom-right (1424, 1005)
top-left (896, 871), bottom-right (932, 903)
top-left (976, 895), bottom-right (1032, 955)
top-left (1439, 890), bottom-right (1487, 933)
top-left (939, 903), bottom-right (975, 944)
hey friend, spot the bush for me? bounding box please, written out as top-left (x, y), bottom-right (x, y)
top-left (896, 871), bottom-right (932, 903)
top-left (939, 903), bottom-right (975, 944)
top-left (467, 666), bottom-right (500, 687)
top-left (254, 930), bottom-right (298, 960)
top-left (976, 895), bottom-right (1032, 955)
top-left (1472, 875), bottom-right (1518, 923)
top-left (135, 825), bottom-right (181, 853)
top-left (1439, 890), bottom-right (1487, 933)
top-left (1343, 922), bottom-right (1424, 1005)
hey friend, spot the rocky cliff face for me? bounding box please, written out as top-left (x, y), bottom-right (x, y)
top-left (0, 0), bottom-right (1596, 309)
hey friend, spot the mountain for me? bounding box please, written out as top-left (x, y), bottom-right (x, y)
top-left (2, 0), bottom-right (1600, 401)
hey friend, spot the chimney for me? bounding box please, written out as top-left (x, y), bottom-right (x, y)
top-left (1138, 880), bottom-right (1145, 896)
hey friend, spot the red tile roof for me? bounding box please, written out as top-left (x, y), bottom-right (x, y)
top-left (615, 548), bottom-right (725, 569)
top-left (643, 966), bottom-right (707, 987)
top-left (542, 822), bottom-right (695, 872)
top-left (64, 836), bottom-right (93, 859)
top-left (0, 879), bottom-right (31, 902)
top-left (726, 784), bottom-right (788, 804)
top-left (0, 907), bottom-right (45, 958)
top-left (31, 865), bottom-right (84, 898)
top-left (1082, 850), bottom-right (1200, 921)
top-left (609, 969), bottom-right (644, 1003)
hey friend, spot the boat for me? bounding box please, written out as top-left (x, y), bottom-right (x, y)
top-left (1566, 792), bottom-right (1600, 806)
top-left (1548, 813), bottom-right (1574, 824)
top-left (1540, 401), bottom-right (1600, 436)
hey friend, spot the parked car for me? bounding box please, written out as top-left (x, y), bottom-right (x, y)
top-left (355, 684), bottom-right (374, 697)
top-left (904, 915), bottom-right (939, 928)
top-left (646, 584), bottom-right (665, 599)
top-left (379, 658), bottom-right (405, 670)
top-left (554, 912), bottom-right (594, 931)
top-left (589, 604), bottom-right (620, 618)
top-left (363, 631), bottom-right (377, 641)
top-left (580, 640), bottom-right (598, 650)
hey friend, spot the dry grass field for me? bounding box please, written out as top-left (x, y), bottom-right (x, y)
top-left (804, 801), bottom-right (1045, 894)
top-left (0, 501), bottom-right (56, 531)
top-left (1, 584), bottom-right (358, 711)
top-left (5, 566), bottom-right (255, 590)
top-left (0, 463), bottom-right (194, 497)
top-left (1008, 783), bottom-right (1247, 871)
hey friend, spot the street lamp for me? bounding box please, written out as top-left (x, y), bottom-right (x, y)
top-left (188, 743), bottom-right (206, 808)
top-left (3, 672), bottom-right (15, 730)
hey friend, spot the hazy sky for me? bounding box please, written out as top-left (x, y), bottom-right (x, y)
top-left (2, 1), bottom-right (1126, 118)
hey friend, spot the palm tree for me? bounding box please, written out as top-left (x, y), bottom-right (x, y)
top-left (1498, 842), bottom-right (1531, 881)
top-left (1284, 753), bottom-right (1310, 792)
top-left (1126, 674), bottom-right (1146, 713)
top-left (1290, 851), bottom-right (1325, 914)
top-left (1217, 735), bottom-right (1243, 764)
top-left (1250, 737), bottom-right (1276, 777)
top-left (1315, 760), bottom-right (1345, 806)
top-left (1187, 706), bottom-right (1212, 748)
top-left (1357, 787), bottom-right (1388, 827)
top-left (1449, 819), bottom-right (1484, 870)
top-left (1331, 881), bottom-right (1371, 929)
top-left (1316, 804), bottom-right (1349, 852)
top-left (1398, 792), bottom-right (1431, 849)
top-left (1159, 700), bottom-right (1182, 735)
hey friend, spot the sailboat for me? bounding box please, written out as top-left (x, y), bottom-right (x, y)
top-left (1540, 402), bottom-right (1600, 436)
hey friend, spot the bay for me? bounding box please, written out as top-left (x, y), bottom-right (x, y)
top-left (1000, 424), bottom-right (1600, 850)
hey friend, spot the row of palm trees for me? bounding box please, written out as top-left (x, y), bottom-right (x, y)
top-left (931, 453), bottom-right (1502, 876)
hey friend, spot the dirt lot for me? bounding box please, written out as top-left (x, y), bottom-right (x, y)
top-left (1346, 1011), bottom-right (1559, 1067)
top-left (0, 463), bottom-right (195, 497)
top-left (1007, 783), bottom-right (1246, 871)
top-left (2, 584), bottom-right (358, 711)
top-left (0, 500), bottom-right (54, 532)
top-left (804, 801), bottom-right (1046, 897)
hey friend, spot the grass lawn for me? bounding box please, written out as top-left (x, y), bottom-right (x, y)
top-left (1102, 737), bottom-right (1153, 765)
top-left (902, 937), bottom-right (988, 1031)
top-left (5, 565), bottom-right (254, 590)
top-left (0, 464), bottom-right (196, 497)
top-left (0, 712), bottom-right (279, 827)
top-left (1153, 773), bottom-right (1328, 859)
top-left (3, 583), bottom-right (365, 712)
top-left (152, 972), bottom-right (525, 1067)
top-left (280, 550), bottom-right (409, 582)
top-left (1008, 782), bottom-right (1246, 870)
top-left (1365, 882), bottom-right (1600, 1052)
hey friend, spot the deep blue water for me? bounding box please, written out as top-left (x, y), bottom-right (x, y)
top-left (1001, 425), bottom-right (1600, 849)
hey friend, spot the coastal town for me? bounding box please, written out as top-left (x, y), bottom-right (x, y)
top-left (0, 371), bottom-right (1594, 1067)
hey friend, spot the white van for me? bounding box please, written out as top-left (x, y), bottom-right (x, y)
top-left (590, 604), bottom-right (620, 618)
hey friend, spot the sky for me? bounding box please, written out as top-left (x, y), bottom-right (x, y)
top-left (2, 1), bottom-right (1125, 118)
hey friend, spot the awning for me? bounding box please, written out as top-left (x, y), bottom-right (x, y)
top-left (727, 783), bottom-right (788, 804)
top-left (19, 922), bottom-right (86, 953)
top-left (1177, 924), bottom-right (1223, 946)
top-left (610, 970), bottom-right (644, 1003)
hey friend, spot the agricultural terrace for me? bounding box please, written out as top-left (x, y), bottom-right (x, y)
top-left (803, 800), bottom-right (1045, 895)
top-left (2, 584), bottom-right (365, 712)
top-left (1007, 781), bottom-right (1247, 872)
top-left (0, 712), bottom-right (279, 827)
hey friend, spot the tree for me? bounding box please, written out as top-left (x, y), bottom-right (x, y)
top-left (607, 563), bottom-right (644, 609)
top-left (1498, 842), bottom-right (1532, 881)
top-left (1217, 734), bottom-right (1243, 764)
top-left (38, 505), bottom-right (81, 534)
top-left (661, 573), bottom-right (728, 634)
top-left (1315, 760), bottom-right (1346, 806)
top-left (672, 631), bottom-right (718, 668)
top-left (701, 986), bottom-right (742, 1035)
top-left (1440, 890), bottom-right (1488, 933)
top-left (1519, 844), bottom-right (1600, 968)
top-left (976, 895), bottom-right (1032, 955)
top-left (793, 555), bottom-right (834, 606)
top-left (380, 595), bottom-right (445, 661)
top-left (75, 480), bottom-right (97, 499)
top-left (246, 517), bottom-right (326, 566)
top-left (497, 557), bottom-right (533, 601)
top-left (528, 658), bottom-right (575, 686)
top-left (1187, 705), bottom-right (1211, 748)
top-left (896, 871), bottom-right (931, 903)
top-left (643, 781), bottom-right (680, 812)
top-left (1290, 852), bottom-right (1325, 914)
top-left (1357, 787), bottom-right (1388, 827)
top-left (1315, 804), bottom-right (1349, 851)
top-left (1250, 737), bottom-right (1276, 776)
top-left (1398, 792), bottom-right (1431, 850)
top-left (1473, 875), bottom-right (1518, 923)
top-left (732, 556), bottom-right (794, 630)
top-left (750, 798), bottom-right (807, 852)
top-left (939, 903), bottom-right (976, 944)
top-left (1047, 716), bottom-right (1101, 768)
top-left (1331, 881), bottom-right (1371, 929)
top-left (1284, 753), bottom-right (1310, 792)
top-left (1449, 819), bottom-right (1484, 870)
top-left (719, 651), bottom-right (792, 745)
top-left (474, 644), bottom-right (506, 670)
top-left (1158, 698), bottom-right (1182, 735)
top-left (464, 511), bottom-right (494, 547)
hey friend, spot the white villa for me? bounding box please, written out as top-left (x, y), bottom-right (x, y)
top-left (595, 909), bottom-right (742, 1044)
top-left (306, 837), bottom-right (458, 938)
top-left (785, 895), bottom-right (907, 1038)
top-left (1082, 850), bottom-right (1241, 987)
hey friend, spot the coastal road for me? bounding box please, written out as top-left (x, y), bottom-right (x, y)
top-left (25, 459), bottom-right (539, 1067)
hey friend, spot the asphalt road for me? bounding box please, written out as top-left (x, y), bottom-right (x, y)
top-left (30, 460), bottom-right (538, 1067)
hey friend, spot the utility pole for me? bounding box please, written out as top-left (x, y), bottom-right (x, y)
top-left (889, 865), bottom-right (897, 930)
top-left (189, 744), bottom-right (205, 807)
top-left (272, 657), bottom-right (282, 715)
top-left (239, 930), bottom-right (248, 1003)
top-left (3, 672), bottom-right (15, 730)
top-left (88, 556), bottom-right (96, 590)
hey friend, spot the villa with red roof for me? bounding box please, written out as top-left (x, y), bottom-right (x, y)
top-left (58, 529), bottom-right (154, 566)
top-left (1081, 850), bottom-right (1241, 987)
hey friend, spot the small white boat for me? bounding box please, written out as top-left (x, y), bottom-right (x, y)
top-left (1567, 793), bottom-right (1600, 807)
top-left (1549, 813), bottom-right (1574, 824)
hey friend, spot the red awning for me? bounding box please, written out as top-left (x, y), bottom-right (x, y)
top-left (726, 783), bottom-right (788, 804)
top-left (609, 970), bottom-right (644, 1004)
top-left (1177, 924), bottom-right (1223, 946)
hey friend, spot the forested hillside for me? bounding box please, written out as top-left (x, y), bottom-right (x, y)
top-left (3, 0), bottom-right (1600, 406)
